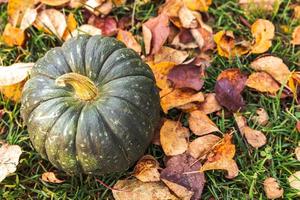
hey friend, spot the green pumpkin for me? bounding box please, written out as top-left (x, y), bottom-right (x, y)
top-left (21, 35), bottom-right (160, 175)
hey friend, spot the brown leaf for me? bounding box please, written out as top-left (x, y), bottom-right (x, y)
top-left (117, 16), bottom-right (131, 30)
top-left (250, 56), bottom-right (291, 84)
top-left (239, 0), bottom-right (277, 12)
top-left (0, 144), bottom-right (22, 182)
top-left (292, 26), bottom-right (300, 45)
top-left (295, 147), bottom-right (300, 161)
top-left (246, 72), bottom-right (280, 94)
top-left (20, 8), bottom-right (37, 31)
top-left (178, 6), bottom-right (198, 29)
top-left (2, 23), bottom-right (25, 46)
top-left (233, 113), bottom-right (247, 136)
top-left (41, 172), bottom-right (64, 184)
top-left (40, 0), bottom-right (70, 6)
top-left (179, 28), bottom-right (194, 44)
top-left (113, 179), bottom-right (179, 200)
top-left (167, 64), bottom-right (204, 90)
top-left (7, 0), bottom-right (35, 27)
top-left (154, 46), bottom-right (189, 65)
top-left (161, 179), bottom-right (194, 200)
top-left (160, 120), bottom-right (189, 156)
top-left (88, 15), bottom-right (117, 36)
top-left (200, 134), bottom-right (239, 179)
top-left (215, 68), bottom-right (247, 112)
top-left (191, 27), bottom-right (215, 51)
top-left (142, 13), bottom-right (170, 55)
top-left (294, 6), bottom-right (300, 19)
top-left (133, 155), bottom-right (160, 182)
top-left (188, 134), bottom-right (221, 159)
top-left (252, 108), bottom-right (269, 126)
top-left (160, 89), bottom-right (205, 113)
top-left (288, 171), bottom-right (300, 196)
top-left (198, 93), bottom-right (222, 114)
top-left (263, 177), bottom-right (284, 199)
top-left (85, 0), bottom-right (113, 16)
top-left (251, 19), bottom-right (275, 54)
top-left (117, 30), bottom-right (141, 54)
top-left (160, 153), bottom-right (205, 200)
top-left (172, 32), bottom-right (198, 49)
top-left (188, 110), bottom-right (220, 136)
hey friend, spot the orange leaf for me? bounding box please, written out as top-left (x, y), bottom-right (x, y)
top-left (183, 0), bottom-right (212, 12)
top-left (292, 26), bottom-right (300, 45)
top-left (7, 0), bottom-right (35, 27)
top-left (133, 155), bottom-right (160, 182)
top-left (246, 72), bottom-right (280, 94)
top-left (62, 13), bottom-right (78, 41)
top-left (2, 23), bottom-right (25, 46)
top-left (188, 134), bottom-right (221, 159)
top-left (41, 172), bottom-right (64, 183)
top-left (40, 0), bottom-right (70, 6)
top-left (197, 93), bottom-right (222, 114)
top-left (117, 30), bottom-right (141, 54)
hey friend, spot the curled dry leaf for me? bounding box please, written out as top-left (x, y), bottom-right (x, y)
top-left (292, 26), bottom-right (300, 45)
top-left (142, 13), bottom-right (170, 55)
top-left (34, 9), bottom-right (67, 39)
top-left (7, 0), bottom-right (35, 27)
top-left (41, 172), bottom-right (64, 183)
top-left (160, 120), bottom-right (189, 156)
top-left (154, 46), bottom-right (188, 65)
top-left (252, 108), bottom-right (269, 126)
top-left (188, 134), bottom-right (221, 159)
top-left (251, 19), bottom-right (275, 54)
top-left (295, 146), bottom-right (300, 161)
top-left (0, 62), bottom-right (34, 86)
top-left (20, 8), bottom-right (37, 31)
top-left (188, 110), bottom-right (220, 136)
top-left (178, 6), bottom-right (198, 29)
top-left (167, 64), bottom-right (204, 91)
top-left (40, 0), bottom-right (70, 6)
top-left (288, 171), bottom-right (300, 196)
top-left (198, 93), bottom-right (222, 114)
top-left (160, 153), bottom-right (205, 200)
top-left (117, 30), bottom-right (141, 54)
top-left (133, 155), bottom-right (160, 182)
top-left (0, 144), bottom-right (22, 182)
top-left (246, 72), bottom-right (280, 94)
top-left (2, 23), bottom-right (25, 46)
top-left (88, 15), bottom-right (117, 36)
top-left (113, 178), bottom-right (179, 200)
top-left (67, 24), bottom-right (102, 39)
top-left (263, 177), bottom-right (284, 199)
top-left (160, 89), bottom-right (204, 113)
top-left (250, 56), bottom-right (291, 84)
top-left (200, 134), bottom-right (239, 179)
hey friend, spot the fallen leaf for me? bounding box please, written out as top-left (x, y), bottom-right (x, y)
top-left (40, 0), bottom-right (70, 6)
top-left (250, 56), bottom-right (291, 84)
top-left (288, 171), bottom-right (300, 195)
top-left (159, 0), bottom-right (183, 17)
top-left (263, 177), bottom-right (284, 199)
top-left (162, 179), bottom-right (194, 200)
top-left (62, 13), bottom-right (78, 41)
top-left (160, 153), bottom-right (205, 200)
top-left (2, 23), bottom-right (25, 46)
top-left (7, 0), bottom-right (35, 27)
top-left (239, 0), bottom-right (277, 12)
top-left (84, 0), bottom-right (105, 16)
top-left (0, 82), bottom-right (25, 102)
top-left (200, 134), bottom-right (239, 179)
top-left (133, 155), bottom-right (160, 182)
top-left (69, 0), bottom-right (86, 8)
top-left (0, 144), bottom-right (22, 182)
top-left (34, 9), bottom-right (67, 39)
top-left (295, 147), bottom-right (300, 161)
top-left (154, 46), bottom-right (189, 65)
top-left (41, 172), bottom-right (64, 183)
top-left (233, 113), bottom-right (247, 136)
top-left (112, 0), bottom-right (126, 6)
top-left (96, 0), bottom-right (113, 15)
top-left (0, 62), bottom-right (34, 86)
top-left (297, 121), bottom-right (300, 133)
top-left (67, 24), bottom-right (102, 39)
top-left (113, 178), bottom-right (179, 200)
top-left (20, 8), bottom-right (37, 30)
top-left (251, 19), bottom-right (275, 54)
top-left (294, 5), bottom-right (300, 19)
top-left (246, 72), bottom-right (280, 94)
top-left (188, 110), bottom-right (220, 136)
top-left (160, 120), bottom-right (189, 156)
top-left (188, 134), bottom-right (221, 159)
top-left (183, 0), bottom-right (212, 12)
top-left (252, 108), bottom-right (269, 126)
top-left (117, 30), bottom-right (141, 54)
top-left (198, 93), bottom-right (222, 114)
top-left (191, 27), bottom-right (215, 51)
top-left (167, 64), bottom-right (204, 90)
top-left (178, 6), bottom-right (198, 29)
top-left (178, 28), bottom-right (194, 44)
top-left (88, 15), bottom-right (117, 36)
top-left (142, 13), bottom-right (170, 55)
top-left (171, 32), bottom-right (198, 49)
top-left (292, 26), bottom-right (300, 45)
top-left (160, 89), bottom-right (205, 113)
top-left (117, 16), bottom-right (131, 30)
top-left (215, 68), bottom-right (247, 112)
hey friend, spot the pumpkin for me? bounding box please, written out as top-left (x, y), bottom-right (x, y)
top-left (21, 35), bottom-right (160, 175)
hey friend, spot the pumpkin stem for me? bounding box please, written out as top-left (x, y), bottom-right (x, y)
top-left (55, 73), bottom-right (98, 101)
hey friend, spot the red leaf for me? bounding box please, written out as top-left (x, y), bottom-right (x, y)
top-left (88, 15), bottom-right (117, 36)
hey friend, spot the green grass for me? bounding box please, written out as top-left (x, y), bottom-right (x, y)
top-left (0, 0), bottom-right (300, 199)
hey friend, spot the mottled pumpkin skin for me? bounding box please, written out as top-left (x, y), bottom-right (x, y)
top-left (21, 35), bottom-right (160, 175)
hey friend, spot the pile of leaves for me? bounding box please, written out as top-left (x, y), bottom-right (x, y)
top-left (1, 0), bottom-right (300, 199)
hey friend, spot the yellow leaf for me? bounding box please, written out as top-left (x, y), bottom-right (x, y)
top-left (292, 26), bottom-right (300, 45)
top-left (2, 23), bottom-right (25, 46)
top-left (7, 0), bottom-right (35, 27)
top-left (62, 13), bottom-right (78, 41)
top-left (40, 0), bottom-right (70, 6)
top-left (0, 81), bottom-right (25, 102)
top-left (183, 0), bottom-right (212, 12)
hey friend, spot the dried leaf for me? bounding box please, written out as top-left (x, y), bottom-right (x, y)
top-left (288, 171), bottom-right (300, 196)
top-left (198, 93), bottom-right (222, 114)
top-left (88, 15), bottom-right (117, 36)
top-left (294, 6), bottom-right (300, 20)
top-left (20, 8), bottom-right (37, 30)
top-left (67, 24), bottom-right (102, 39)
top-left (160, 153), bottom-right (205, 200)
top-left (183, 0), bottom-right (212, 12)
top-left (0, 144), bottom-right (22, 182)
top-left (69, 0), bottom-right (86, 8)
top-left (84, 0), bottom-right (105, 16)
top-left (239, 0), bottom-right (277, 12)
top-left (246, 72), bottom-right (280, 94)
top-left (2, 23), bottom-right (25, 46)
top-left (178, 6), bottom-right (198, 29)
top-left (263, 177), bottom-right (284, 199)
top-left (142, 13), bottom-right (170, 55)
top-left (112, 0), bottom-right (126, 6)
top-left (41, 172), bottom-right (64, 183)
top-left (160, 120), bottom-right (189, 156)
top-left (161, 179), bottom-right (194, 200)
top-left (188, 110), bottom-right (220, 136)
top-left (292, 26), bottom-right (300, 45)
top-left (0, 82), bottom-right (25, 102)
top-left (160, 89), bottom-right (204, 113)
top-left (297, 121), bottom-right (300, 133)
top-left (7, 0), bottom-right (35, 27)
top-left (200, 134), bottom-right (239, 179)
top-left (188, 134), bottom-right (221, 159)
top-left (252, 108), bottom-right (269, 126)
top-left (62, 13), bottom-right (78, 41)
top-left (40, 0), bottom-right (70, 6)
top-left (167, 64), bottom-right (204, 90)
top-left (251, 19), bottom-right (275, 54)
top-left (243, 127), bottom-right (267, 148)
top-left (117, 30), bottom-right (141, 54)
top-left (295, 147), bottom-right (300, 161)
top-left (96, 0), bottom-right (113, 15)
top-left (0, 62), bottom-right (34, 86)
top-left (133, 155), bottom-right (160, 182)
top-left (250, 56), bottom-right (291, 84)
top-left (113, 179), bottom-right (179, 200)
top-left (191, 27), bottom-right (215, 51)
top-left (34, 9), bottom-right (67, 39)
top-left (172, 33), bottom-right (198, 49)
top-left (154, 46), bottom-right (188, 65)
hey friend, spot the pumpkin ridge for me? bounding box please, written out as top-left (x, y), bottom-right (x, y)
top-left (101, 74), bottom-right (154, 86)
top-left (45, 47), bottom-right (72, 75)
